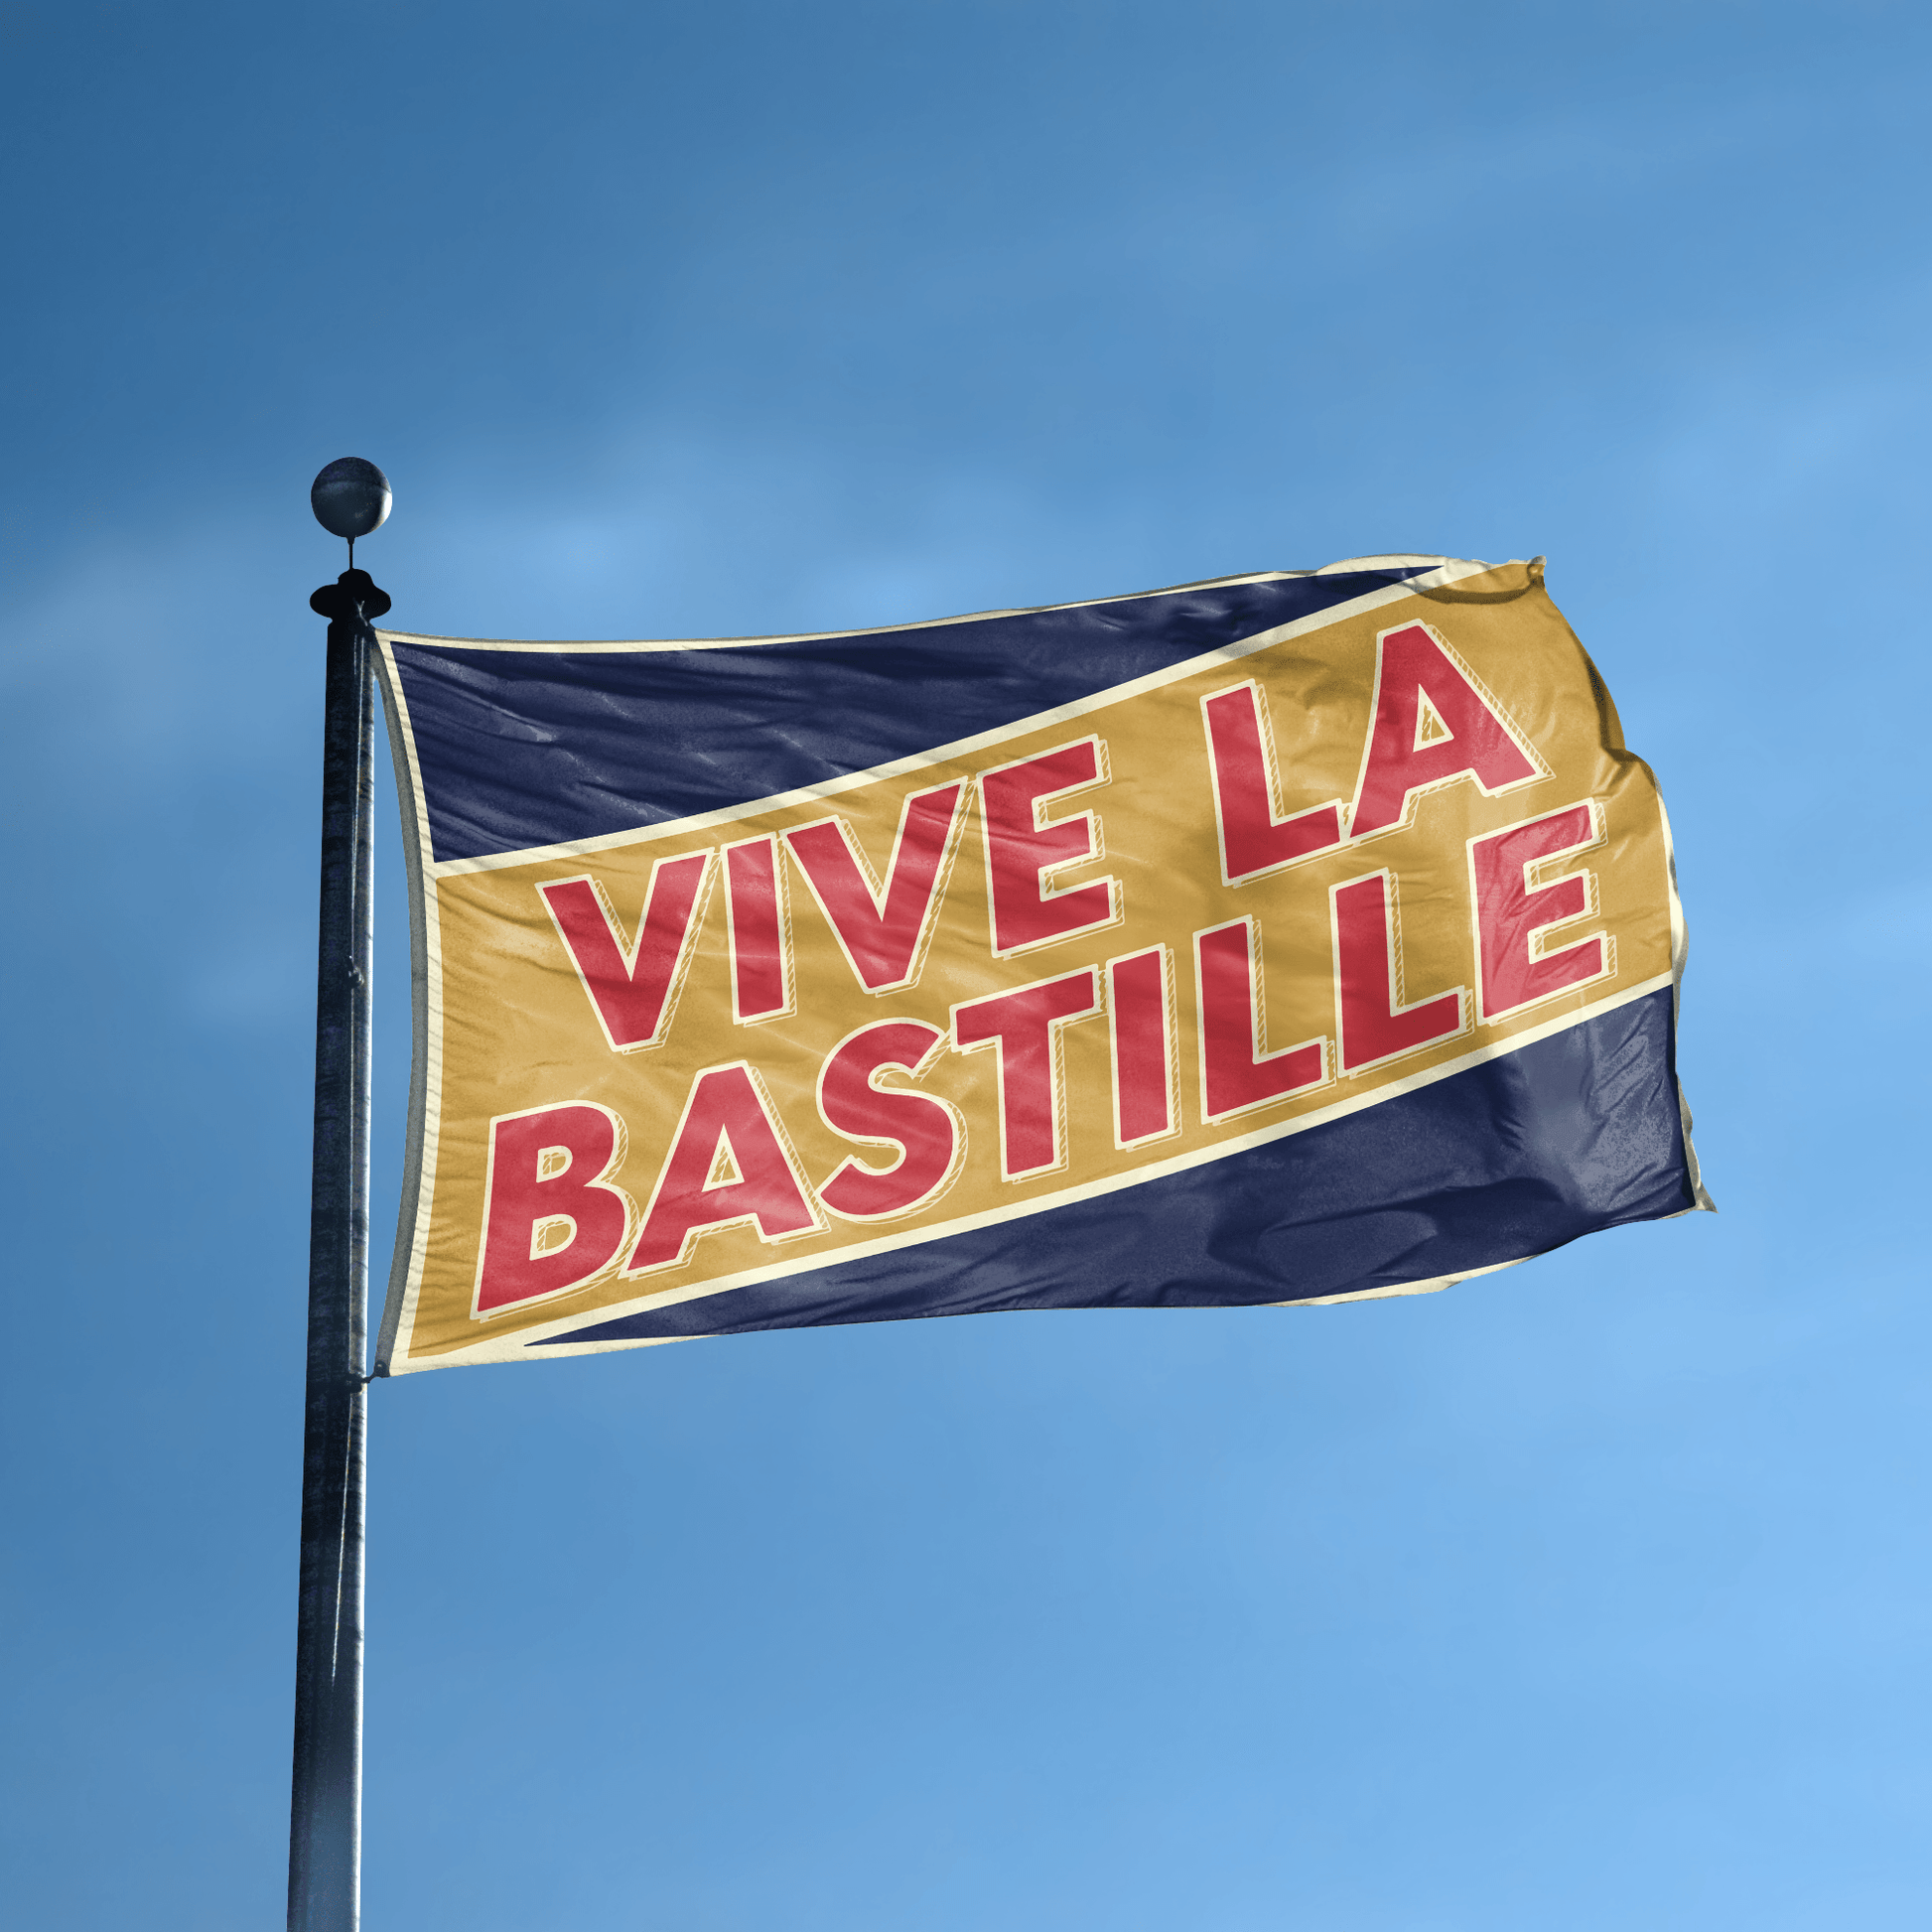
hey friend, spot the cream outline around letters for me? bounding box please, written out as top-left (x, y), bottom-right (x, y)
top-left (537, 851), bottom-right (716, 1053)
top-left (951, 967), bottom-right (1105, 1183)
top-left (1198, 679), bottom-right (1347, 886)
top-left (1326, 868), bottom-right (1471, 1077)
top-left (782, 778), bottom-right (971, 996)
top-left (621, 1059), bottom-right (829, 1281)
top-left (470, 1100), bottom-right (637, 1321)
top-left (1346, 619), bottom-right (1550, 845)
top-left (814, 1018), bottom-right (969, 1226)
top-left (722, 832), bottom-right (797, 1027)
top-left (977, 734), bottom-right (1124, 960)
top-left (1191, 915), bottom-right (1333, 1127)
top-left (1105, 943), bottom-right (1181, 1151)
top-left (1466, 798), bottom-right (1616, 1026)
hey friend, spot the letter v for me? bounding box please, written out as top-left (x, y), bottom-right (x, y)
top-left (783, 780), bottom-right (969, 993)
top-left (539, 851), bottom-right (714, 1051)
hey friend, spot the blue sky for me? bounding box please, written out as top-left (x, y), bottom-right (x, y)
top-left (2, 2), bottom-right (1927, 1926)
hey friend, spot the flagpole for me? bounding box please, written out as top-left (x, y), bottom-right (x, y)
top-left (291, 462), bottom-right (392, 1932)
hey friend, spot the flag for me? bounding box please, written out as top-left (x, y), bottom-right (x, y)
top-left (370, 556), bottom-right (1708, 1374)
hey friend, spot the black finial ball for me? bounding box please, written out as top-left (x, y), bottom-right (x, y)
top-left (311, 457), bottom-right (392, 541)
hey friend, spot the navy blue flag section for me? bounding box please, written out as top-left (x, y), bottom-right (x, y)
top-left (369, 556), bottom-right (1708, 1374)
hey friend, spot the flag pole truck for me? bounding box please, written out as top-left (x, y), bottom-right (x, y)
top-left (289, 458), bottom-right (391, 1932)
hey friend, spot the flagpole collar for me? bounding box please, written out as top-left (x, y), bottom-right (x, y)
top-left (312, 569), bottom-right (392, 622)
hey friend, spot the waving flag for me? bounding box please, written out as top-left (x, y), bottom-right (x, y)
top-left (370, 556), bottom-right (1708, 1374)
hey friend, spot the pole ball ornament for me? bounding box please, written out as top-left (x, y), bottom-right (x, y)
top-left (311, 458), bottom-right (393, 541)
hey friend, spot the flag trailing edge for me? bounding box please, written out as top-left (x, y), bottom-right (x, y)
top-left (369, 555), bottom-right (1710, 1375)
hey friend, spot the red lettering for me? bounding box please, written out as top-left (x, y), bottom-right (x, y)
top-left (784, 781), bottom-right (968, 993)
top-left (723, 835), bottom-right (792, 1023)
top-left (1330, 871), bottom-right (1466, 1074)
top-left (539, 852), bottom-right (713, 1051)
top-left (474, 1103), bottom-right (633, 1314)
top-left (1193, 918), bottom-right (1328, 1123)
top-left (625, 1062), bottom-right (823, 1276)
top-left (1349, 621), bottom-right (1544, 840)
top-left (816, 1021), bottom-right (963, 1222)
top-left (979, 737), bottom-right (1120, 956)
top-left (1107, 946), bottom-right (1177, 1148)
top-left (952, 969), bottom-right (1103, 1180)
top-left (1469, 802), bottom-right (1612, 1023)
top-left (1200, 681), bottom-right (1344, 883)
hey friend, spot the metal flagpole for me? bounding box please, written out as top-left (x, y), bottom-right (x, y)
top-left (290, 460), bottom-right (392, 1932)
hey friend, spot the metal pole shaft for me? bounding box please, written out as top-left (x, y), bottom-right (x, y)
top-left (289, 579), bottom-right (378, 1932)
